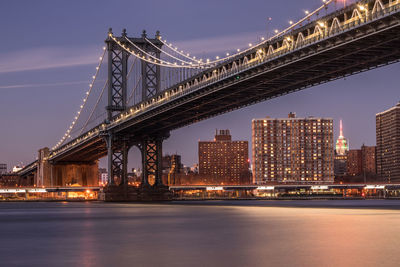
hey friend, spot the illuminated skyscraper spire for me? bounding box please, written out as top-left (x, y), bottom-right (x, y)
top-left (339, 119), bottom-right (343, 137)
top-left (336, 119), bottom-right (349, 155)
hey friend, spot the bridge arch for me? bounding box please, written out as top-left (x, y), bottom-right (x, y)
top-left (329, 17), bottom-right (342, 35)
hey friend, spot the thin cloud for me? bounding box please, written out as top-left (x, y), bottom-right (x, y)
top-left (0, 31), bottom-right (263, 74)
top-left (0, 45), bottom-right (103, 74)
top-left (0, 80), bottom-right (89, 89)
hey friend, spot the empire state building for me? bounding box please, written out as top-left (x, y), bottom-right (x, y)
top-left (334, 119), bottom-right (349, 177)
top-left (336, 120), bottom-right (349, 155)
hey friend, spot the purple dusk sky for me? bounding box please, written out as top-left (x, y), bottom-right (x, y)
top-left (0, 0), bottom-right (398, 171)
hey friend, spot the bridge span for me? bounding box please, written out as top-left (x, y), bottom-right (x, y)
top-left (16, 0), bottom-right (400, 200)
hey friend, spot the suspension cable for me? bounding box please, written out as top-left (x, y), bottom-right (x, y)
top-left (111, 35), bottom-right (203, 69)
top-left (158, 0), bottom-right (335, 66)
top-left (52, 48), bottom-right (107, 150)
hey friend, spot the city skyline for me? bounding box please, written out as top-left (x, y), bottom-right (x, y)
top-left (1, 2), bottom-right (400, 266)
top-left (0, 0), bottom-right (399, 171)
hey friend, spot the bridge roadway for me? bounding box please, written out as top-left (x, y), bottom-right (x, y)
top-left (36, 0), bottom-right (400, 165)
top-left (2, 183), bottom-right (399, 193)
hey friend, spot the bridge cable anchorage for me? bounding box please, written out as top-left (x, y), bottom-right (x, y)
top-left (51, 48), bottom-right (107, 151)
top-left (156, 0), bottom-right (335, 67)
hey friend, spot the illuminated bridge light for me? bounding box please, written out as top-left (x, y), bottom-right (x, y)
top-left (365, 185), bottom-right (385, 189)
top-left (206, 187), bottom-right (224, 191)
top-left (311, 185), bottom-right (329, 190)
top-left (257, 186), bottom-right (275, 190)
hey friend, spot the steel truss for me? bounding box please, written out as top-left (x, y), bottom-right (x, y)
top-left (141, 49), bottom-right (161, 100)
top-left (105, 134), bottom-right (129, 186)
top-left (140, 136), bottom-right (163, 187)
top-left (103, 29), bottom-right (166, 188)
top-left (48, 1), bottom-right (400, 176)
top-left (106, 29), bottom-right (128, 121)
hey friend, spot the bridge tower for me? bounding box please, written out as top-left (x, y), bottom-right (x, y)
top-left (103, 29), bottom-right (169, 199)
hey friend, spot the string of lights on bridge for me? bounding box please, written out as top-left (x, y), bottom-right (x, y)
top-left (157, 0), bottom-right (336, 67)
top-left (110, 0), bottom-right (336, 69)
top-left (52, 49), bottom-right (106, 151)
top-left (52, 0), bottom-right (338, 151)
top-left (52, 0), bottom-right (378, 152)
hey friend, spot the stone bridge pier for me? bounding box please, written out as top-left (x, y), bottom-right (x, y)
top-left (36, 148), bottom-right (98, 187)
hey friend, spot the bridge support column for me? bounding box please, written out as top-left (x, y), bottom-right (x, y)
top-left (106, 134), bottom-right (130, 186)
top-left (140, 30), bottom-right (162, 101)
top-left (140, 133), bottom-right (169, 188)
top-left (37, 147), bottom-right (51, 187)
top-left (106, 28), bottom-right (128, 121)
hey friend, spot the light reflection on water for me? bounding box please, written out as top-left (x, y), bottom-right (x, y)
top-left (0, 200), bottom-right (399, 267)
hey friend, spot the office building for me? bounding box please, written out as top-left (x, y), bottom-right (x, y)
top-left (334, 120), bottom-right (349, 177)
top-left (361, 145), bottom-right (376, 175)
top-left (347, 145), bottom-right (376, 177)
top-left (335, 120), bottom-right (349, 156)
top-left (199, 129), bottom-right (250, 185)
top-left (376, 102), bottom-right (400, 182)
top-left (347, 149), bottom-right (362, 176)
top-left (334, 154), bottom-right (348, 177)
top-left (162, 154), bottom-right (184, 185)
top-left (252, 112), bottom-right (334, 184)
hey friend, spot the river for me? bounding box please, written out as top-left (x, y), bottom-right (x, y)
top-left (1, 200), bottom-right (399, 267)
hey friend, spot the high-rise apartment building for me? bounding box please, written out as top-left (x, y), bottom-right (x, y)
top-left (252, 112), bottom-right (334, 184)
top-left (199, 130), bottom-right (250, 185)
top-left (376, 102), bottom-right (400, 182)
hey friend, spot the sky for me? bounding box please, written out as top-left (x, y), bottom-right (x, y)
top-left (0, 0), bottom-right (398, 171)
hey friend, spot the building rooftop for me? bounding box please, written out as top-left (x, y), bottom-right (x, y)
top-left (252, 117), bottom-right (333, 121)
top-left (376, 101), bottom-right (400, 116)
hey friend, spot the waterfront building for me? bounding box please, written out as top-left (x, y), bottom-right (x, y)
top-left (199, 129), bottom-right (250, 185)
top-left (376, 102), bottom-right (400, 182)
top-left (0, 164), bottom-right (6, 175)
top-left (12, 165), bottom-right (23, 173)
top-left (252, 112), bottom-right (334, 184)
top-left (98, 168), bottom-right (108, 186)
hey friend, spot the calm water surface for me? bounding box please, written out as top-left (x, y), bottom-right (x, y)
top-left (1, 200), bottom-right (400, 267)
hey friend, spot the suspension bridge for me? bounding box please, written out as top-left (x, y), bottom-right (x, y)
top-left (17, 0), bottom-right (400, 200)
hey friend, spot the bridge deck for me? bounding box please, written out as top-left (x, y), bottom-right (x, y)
top-left (45, 1), bottom-right (400, 163)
